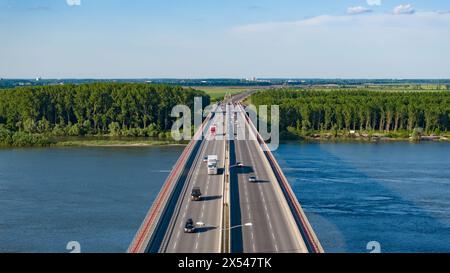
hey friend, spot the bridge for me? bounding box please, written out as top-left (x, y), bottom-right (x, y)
top-left (128, 94), bottom-right (323, 253)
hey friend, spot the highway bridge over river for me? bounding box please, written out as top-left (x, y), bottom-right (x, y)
top-left (128, 93), bottom-right (323, 253)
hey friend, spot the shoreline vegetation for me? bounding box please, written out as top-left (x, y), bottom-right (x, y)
top-left (281, 130), bottom-right (449, 142)
top-left (1, 83), bottom-right (449, 147)
top-left (0, 83), bottom-right (209, 147)
top-left (52, 137), bottom-right (188, 147)
top-left (249, 87), bottom-right (449, 144)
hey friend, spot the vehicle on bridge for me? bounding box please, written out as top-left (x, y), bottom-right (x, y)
top-left (248, 176), bottom-right (257, 183)
top-left (184, 219), bottom-right (196, 233)
top-left (207, 155), bottom-right (218, 175)
top-left (210, 124), bottom-right (217, 136)
top-left (191, 187), bottom-right (202, 201)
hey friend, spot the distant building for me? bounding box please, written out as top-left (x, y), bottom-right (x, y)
top-left (36, 77), bottom-right (42, 81)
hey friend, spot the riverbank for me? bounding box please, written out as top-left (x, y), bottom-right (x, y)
top-left (282, 130), bottom-right (450, 143)
top-left (54, 139), bottom-right (186, 147)
top-left (0, 135), bottom-right (188, 148)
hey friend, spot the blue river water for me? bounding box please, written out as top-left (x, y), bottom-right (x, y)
top-left (0, 146), bottom-right (183, 253)
top-left (0, 142), bottom-right (449, 253)
top-left (273, 141), bottom-right (450, 253)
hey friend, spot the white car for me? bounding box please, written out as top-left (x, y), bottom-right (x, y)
top-left (248, 176), bottom-right (257, 182)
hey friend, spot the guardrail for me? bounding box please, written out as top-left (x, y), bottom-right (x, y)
top-left (221, 104), bottom-right (231, 253)
top-left (238, 103), bottom-right (324, 253)
top-left (128, 110), bottom-right (213, 253)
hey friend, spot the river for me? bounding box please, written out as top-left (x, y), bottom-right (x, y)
top-left (0, 142), bottom-right (449, 253)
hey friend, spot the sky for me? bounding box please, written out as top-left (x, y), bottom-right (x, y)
top-left (0, 0), bottom-right (450, 79)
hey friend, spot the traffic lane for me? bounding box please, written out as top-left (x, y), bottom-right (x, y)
top-left (247, 140), bottom-right (305, 253)
top-left (166, 118), bottom-right (225, 252)
top-left (172, 139), bottom-right (217, 253)
top-left (232, 104), bottom-right (307, 252)
top-left (233, 140), bottom-right (250, 252)
top-left (164, 137), bottom-right (211, 252)
top-left (242, 123), bottom-right (307, 253)
top-left (236, 105), bottom-right (306, 252)
top-left (163, 115), bottom-right (215, 252)
top-left (235, 139), bottom-right (279, 253)
top-left (197, 138), bottom-right (225, 252)
top-left (190, 141), bottom-right (218, 252)
top-left (194, 113), bottom-right (226, 252)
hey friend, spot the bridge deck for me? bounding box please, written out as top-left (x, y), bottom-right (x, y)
top-left (128, 96), bottom-right (323, 253)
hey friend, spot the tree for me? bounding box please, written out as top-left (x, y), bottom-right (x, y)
top-left (249, 88), bottom-right (449, 137)
top-left (108, 122), bottom-right (121, 137)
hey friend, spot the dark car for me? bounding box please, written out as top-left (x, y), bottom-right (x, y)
top-left (191, 187), bottom-right (202, 201)
top-left (184, 218), bottom-right (195, 233)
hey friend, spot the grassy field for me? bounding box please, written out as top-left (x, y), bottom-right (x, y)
top-left (194, 87), bottom-right (251, 100)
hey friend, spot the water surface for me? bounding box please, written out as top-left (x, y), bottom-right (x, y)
top-left (273, 141), bottom-right (450, 253)
top-left (0, 146), bottom-right (183, 253)
top-left (1, 142), bottom-right (449, 253)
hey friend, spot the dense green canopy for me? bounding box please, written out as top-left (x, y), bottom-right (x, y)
top-left (0, 83), bottom-right (209, 146)
top-left (250, 89), bottom-right (450, 135)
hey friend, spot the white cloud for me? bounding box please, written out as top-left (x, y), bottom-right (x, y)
top-left (234, 12), bottom-right (450, 33)
top-left (66, 0), bottom-right (81, 6)
top-left (230, 12), bottom-right (450, 78)
top-left (347, 6), bottom-right (372, 15)
top-left (367, 0), bottom-right (382, 6)
top-left (394, 4), bottom-right (415, 15)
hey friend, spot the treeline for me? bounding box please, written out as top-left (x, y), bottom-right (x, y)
top-left (0, 83), bottom-right (209, 146)
top-left (250, 89), bottom-right (450, 136)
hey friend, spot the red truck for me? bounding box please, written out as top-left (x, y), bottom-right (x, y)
top-left (210, 124), bottom-right (217, 136)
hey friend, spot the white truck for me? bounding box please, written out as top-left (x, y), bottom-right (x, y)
top-left (207, 155), bottom-right (218, 175)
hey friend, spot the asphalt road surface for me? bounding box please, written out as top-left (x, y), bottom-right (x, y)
top-left (230, 105), bottom-right (308, 253)
top-left (160, 106), bottom-right (226, 253)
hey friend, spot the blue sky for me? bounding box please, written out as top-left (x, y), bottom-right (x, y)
top-left (1, 0), bottom-right (450, 78)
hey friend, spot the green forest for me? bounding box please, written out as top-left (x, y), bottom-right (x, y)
top-left (249, 89), bottom-right (450, 139)
top-left (0, 83), bottom-right (209, 146)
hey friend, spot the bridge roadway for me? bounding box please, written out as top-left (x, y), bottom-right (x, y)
top-left (229, 104), bottom-right (308, 253)
top-left (160, 105), bottom-right (226, 253)
top-left (128, 95), bottom-right (323, 253)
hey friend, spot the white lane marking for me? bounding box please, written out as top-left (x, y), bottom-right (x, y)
top-left (173, 120), bottom-right (213, 251)
top-left (245, 134), bottom-right (279, 252)
top-left (251, 232), bottom-right (256, 252)
top-left (195, 116), bottom-right (216, 251)
top-left (236, 140), bottom-right (255, 252)
top-left (196, 112), bottom-right (224, 252)
top-left (239, 138), bottom-right (257, 252)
